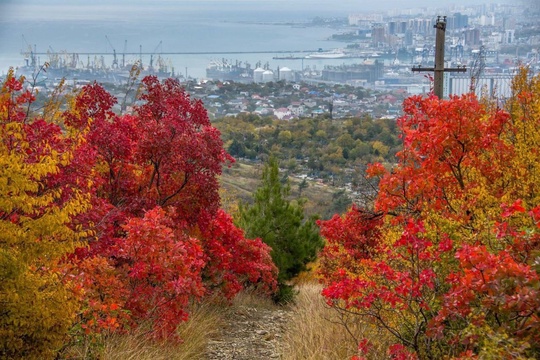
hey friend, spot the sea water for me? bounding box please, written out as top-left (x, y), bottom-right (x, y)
top-left (0, 1), bottom-right (367, 79)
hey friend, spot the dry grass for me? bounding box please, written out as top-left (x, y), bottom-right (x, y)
top-left (61, 299), bottom-right (227, 360)
top-left (220, 162), bottom-right (262, 204)
top-left (282, 283), bottom-right (392, 360)
top-left (100, 300), bottom-right (224, 360)
top-left (62, 289), bottom-right (279, 360)
top-left (231, 286), bottom-right (281, 310)
top-left (63, 283), bottom-right (394, 360)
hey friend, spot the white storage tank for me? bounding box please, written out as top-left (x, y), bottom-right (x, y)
top-left (279, 67), bottom-right (294, 82)
top-left (253, 67), bottom-right (265, 83)
top-left (262, 70), bottom-right (274, 82)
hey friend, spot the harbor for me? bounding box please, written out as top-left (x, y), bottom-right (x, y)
top-left (8, 0), bottom-right (539, 101)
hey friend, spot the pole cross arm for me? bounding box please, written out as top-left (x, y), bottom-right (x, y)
top-left (410, 16), bottom-right (467, 98)
top-left (412, 66), bottom-right (467, 73)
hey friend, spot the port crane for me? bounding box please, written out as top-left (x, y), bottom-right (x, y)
top-left (105, 35), bottom-right (119, 69)
top-left (21, 35), bottom-right (36, 67)
top-left (47, 46), bottom-right (60, 68)
top-left (149, 40), bottom-right (162, 70)
top-left (122, 40), bottom-right (127, 68)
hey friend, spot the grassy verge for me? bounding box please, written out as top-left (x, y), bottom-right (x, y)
top-left (102, 300), bottom-right (224, 360)
top-left (62, 298), bottom-right (227, 360)
top-left (282, 283), bottom-right (392, 360)
top-left (62, 288), bottom-right (282, 360)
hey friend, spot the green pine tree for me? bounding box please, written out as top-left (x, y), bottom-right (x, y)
top-left (237, 156), bottom-right (323, 302)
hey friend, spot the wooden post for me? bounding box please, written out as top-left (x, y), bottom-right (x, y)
top-left (412, 16), bottom-right (467, 99)
top-left (433, 17), bottom-right (446, 99)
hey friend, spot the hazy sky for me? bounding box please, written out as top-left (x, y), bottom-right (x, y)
top-left (1, 0), bottom-right (516, 20)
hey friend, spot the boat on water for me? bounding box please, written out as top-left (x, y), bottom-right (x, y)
top-left (305, 49), bottom-right (347, 59)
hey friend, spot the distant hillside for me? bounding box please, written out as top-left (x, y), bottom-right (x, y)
top-left (215, 113), bottom-right (399, 218)
top-left (220, 161), bottom-right (353, 220)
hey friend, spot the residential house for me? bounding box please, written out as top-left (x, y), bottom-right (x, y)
top-left (274, 107), bottom-right (293, 120)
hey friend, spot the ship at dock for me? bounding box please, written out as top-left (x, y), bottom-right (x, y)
top-left (305, 49), bottom-right (347, 59)
top-left (15, 48), bottom-right (175, 86)
top-left (205, 59), bottom-right (253, 82)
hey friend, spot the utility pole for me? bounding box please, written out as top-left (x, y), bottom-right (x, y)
top-left (412, 16), bottom-right (467, 99)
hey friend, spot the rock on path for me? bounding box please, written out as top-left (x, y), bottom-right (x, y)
top-left (206, 305), bottom-right (291, 359)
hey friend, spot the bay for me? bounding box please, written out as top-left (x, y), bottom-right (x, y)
top-left (0, 1), bottom-right (360, 79)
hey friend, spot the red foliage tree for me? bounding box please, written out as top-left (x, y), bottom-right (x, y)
top-left (318, 73), bottom-right (540, 359)
top-left (200, 209), bottom-right (278, 298)
top-left (1, 72), bottom-right (277, 357)
top-left (133, 76), bottom-right (232, 221)
top-left (120, 207), bottom-right (206, 337)
top-left (317, 205), bottom-right (383, 283)
top-left (58, 77), bottom-right (276, 340)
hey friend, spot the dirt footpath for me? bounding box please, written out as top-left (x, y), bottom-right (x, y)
top-left (206, 304), bottom-right (291, 359)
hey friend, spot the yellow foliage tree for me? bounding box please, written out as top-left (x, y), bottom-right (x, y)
top-left (0, 71), bottom-right (90, 359)
top-left (503, 67), bottom-right (540, 208)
